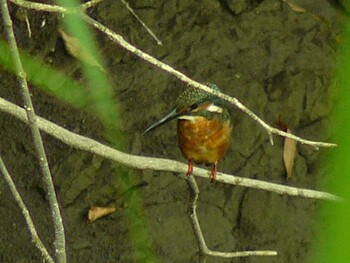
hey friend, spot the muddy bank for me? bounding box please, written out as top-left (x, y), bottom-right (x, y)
top-left (0, 1), bottom-right (342, 262)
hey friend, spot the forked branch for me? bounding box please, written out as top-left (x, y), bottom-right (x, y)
top-left (2, 2), bottom-right (340, 261)
top-left (186, 176), bottom-right (277, 259)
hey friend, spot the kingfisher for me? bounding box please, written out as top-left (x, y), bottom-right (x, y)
top-left (144, 83), bottom-right (232, 183)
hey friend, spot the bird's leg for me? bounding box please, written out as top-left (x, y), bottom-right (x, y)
top-left (186, 159), bottom-right (193, 177)
top-left (210, 162), bottom-right (218, 183)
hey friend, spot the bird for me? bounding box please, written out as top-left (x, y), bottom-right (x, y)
top-left (144, 83), bottom-right (232, 183)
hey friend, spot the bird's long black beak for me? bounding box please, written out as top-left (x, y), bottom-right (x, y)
top-left (143, 109), bottom-right (183, 134)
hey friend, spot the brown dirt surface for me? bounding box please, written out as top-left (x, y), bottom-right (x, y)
top-left (0, 0), bottom-right (344, 262)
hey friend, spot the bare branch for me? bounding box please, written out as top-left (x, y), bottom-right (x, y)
top-left (0, 1), bottom-right (66, 262)
top-left (0, 97), bottom-right (341, 202)
top-left (0, 156), bottom-right (54, 263)
top-left (83, 16), bottom-right (337, 148)
top-left (8, 0), bottom-right (337, 149)
top-left (10, 0), bottom-right (68, 13)
top-left (120, 0), bottom-right (162, 45)
top-left (81, 0), bottom-right (104, 10)
top-left (3, 1), bottom-right (340, 261)
top-left (186, 176), bottom-right (277, 258)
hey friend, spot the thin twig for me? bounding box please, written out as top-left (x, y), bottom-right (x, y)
top-left (186, 176), bottom-right (277, 258)
top-left (10, 0), bottom-right (68, 13)
top-left (9, 0), bottom-right (162, 44)
top-left (82, 16), bottom-right (336, 149)
top-left (0, 1), bottom-right (66, 262)
top-left (120, 0), bottom-right (162, 45)
top-left (186, 176), bottom-right (206, 250)
top-left (0, 97), bottom-right (341, 202)
top-left (8, 0), bottom-right (337, 149)
top-left (81, 0), bottom-right (104, 10)
top-left (25, 15), bottom-right (32, 38)
top-left (9, 0), bottom-right (103, 12)
top-left (0, 155), bottom-right (54, 263)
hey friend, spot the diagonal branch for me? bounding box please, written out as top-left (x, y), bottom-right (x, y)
top-left (186, 176), bottom-right (277, 258)
top-left (83, 16), bottom-right (336, 149)
top-left (119, 0), bottom-right (162, 45)
top-left (2, 1), bottom-right (340, 261)
top-left (81, 0), bottom-right (104, 10)
top-left (0, 97), bottom-right (341, 202)
top-left (0, 1), bottom-right (66, 262)
top-left (0, 155), bottom-right (54, 263)
top-left (8, 0), bottom-right (337, 149)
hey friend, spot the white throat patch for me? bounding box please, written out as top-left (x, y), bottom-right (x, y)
top-left (177, 103), bottom-right (223, 122)
top-left (205, 104), bottom-right (223, 113)
top-left (178, 115), bottom-right (202, 122)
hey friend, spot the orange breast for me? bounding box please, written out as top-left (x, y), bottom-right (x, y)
top-left (177, 116), bottom-right (232, 164)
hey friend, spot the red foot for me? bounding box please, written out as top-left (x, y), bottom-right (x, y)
top-left (210, 163), bottom-right (217, 183)
top-left (186, 159), bottom-right (193, 177)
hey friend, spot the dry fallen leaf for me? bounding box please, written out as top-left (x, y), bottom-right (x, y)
top-left (282, 0), bottom-right (306, 13)
top-left (87, 206), bottom-right (116, 223)
top-left (282, 0), bottom-right (323, 22)
top-left (59, 28), bottom-right (104, 72)
top-left (283, 128), bottom-right (297, 179)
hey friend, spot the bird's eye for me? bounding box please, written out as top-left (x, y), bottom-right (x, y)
top-left (189, 103), bottom-right (198, 111)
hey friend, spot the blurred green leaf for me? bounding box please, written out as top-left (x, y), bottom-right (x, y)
top-left (0, 39), bottom-right (89, 108)
top-left (311, 17), bottom-right (350, 263)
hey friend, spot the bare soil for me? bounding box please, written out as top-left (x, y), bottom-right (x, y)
top-left (0, 0), bottom-right (343, 262)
